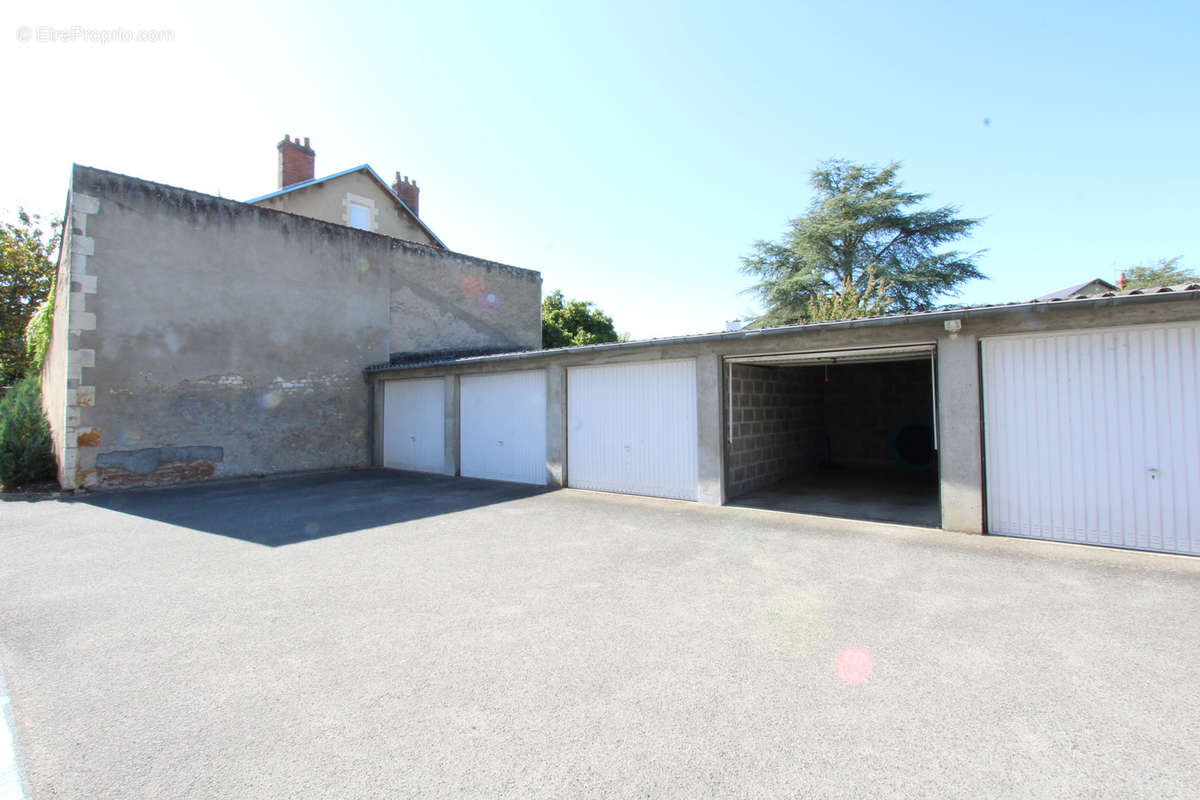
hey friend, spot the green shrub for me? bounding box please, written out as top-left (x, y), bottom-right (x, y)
top-left (0, 374), bottom-right (56, 487)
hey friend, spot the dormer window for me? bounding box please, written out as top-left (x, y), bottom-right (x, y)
top-left (348, 202), bottom-right (371, 230)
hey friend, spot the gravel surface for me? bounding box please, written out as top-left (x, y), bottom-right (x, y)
top-left (1, 469), bottom-right (1199, 799)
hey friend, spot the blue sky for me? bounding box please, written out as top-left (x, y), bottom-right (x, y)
top-left (2, 0), bottom-right (1196, 338)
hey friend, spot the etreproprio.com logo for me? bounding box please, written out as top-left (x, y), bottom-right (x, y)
top-left (16, 25), bottom-right (176, 44)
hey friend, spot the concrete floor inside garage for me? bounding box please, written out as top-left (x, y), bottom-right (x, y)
top-left (724, 356), bottom-right (940, 527)
top-left (728, 468), bottom-right (940, 527)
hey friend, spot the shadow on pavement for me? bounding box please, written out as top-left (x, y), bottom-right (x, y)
top-left (76, 469), bottom-right (549, 546)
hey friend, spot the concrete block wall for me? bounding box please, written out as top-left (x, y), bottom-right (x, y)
top-left (724, 364), bottom-right (824, 499)
top-left (389, 244), bottom-right (542, 358)
top-left (821, 360), bottom-right (934, 469)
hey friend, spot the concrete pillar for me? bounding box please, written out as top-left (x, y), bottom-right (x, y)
top-left (442, 375), bottom-right (459, 476)
top-left (696, 353), bottom-right (725, 505)
top-left (545, 364), bottom-right (567, 487)
top-left (370, 378), bottom-right (385, 466)
top-left (937, 333), bottom-right (984, 533)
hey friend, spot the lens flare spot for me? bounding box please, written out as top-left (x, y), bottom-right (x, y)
top-left (478, 291), bottom-right (500, 312)
top-left (355, 256), bottom-right (371, 275)
top-left (835, 648), bottom-right (873, 685)
top-left (258, 390), bottom-right (284, 410)
top-left (304, 521), bottom-right (320, 536)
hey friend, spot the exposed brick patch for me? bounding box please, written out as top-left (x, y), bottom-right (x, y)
top-left (95, 445), bottom-right (223, 474)
top-left (77, 460), bottom-right (218, 489)
top-left (76, 428), bottom-right (101, 447)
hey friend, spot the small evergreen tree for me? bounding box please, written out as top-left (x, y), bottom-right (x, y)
top-left (0, 374), bottom-right (57, 488)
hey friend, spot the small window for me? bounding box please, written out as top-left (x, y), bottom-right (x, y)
top-left (348, 202), bottom-right (371, 230)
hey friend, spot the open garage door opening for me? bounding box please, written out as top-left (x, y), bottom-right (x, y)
top-left (723, 346), bottom-right (940, 527)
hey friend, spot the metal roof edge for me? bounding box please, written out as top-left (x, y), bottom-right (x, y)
top-left (247, 164), bottom-right (447, 249)
top-left (360, 165), bottom-right (446, 249)
top-left (245, 164), bottom-right (371, 203)
top-left (364, 289), bottom-right (1200, 375)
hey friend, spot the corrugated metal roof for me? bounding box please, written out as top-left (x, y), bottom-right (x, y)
top-left (366, 283), bottom-right (1200, 374)
top-left (385, 346), bottom-right (538, 367)
top-left (247, 164), bottom-right (446, 249)
top-left (1030, 281), bottom-right (1199, 302)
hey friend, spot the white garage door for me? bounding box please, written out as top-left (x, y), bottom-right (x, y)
top-left (460, 371), bottom-right (547, 485)
top-left (567, 359), bottom-right (698, 501)
top-left (383, 378), bottom-right (445, 473)
top-left (982, 323), bottom-right (1200, 554)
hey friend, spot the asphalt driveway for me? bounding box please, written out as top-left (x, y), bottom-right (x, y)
top-left (1, 470), bottom-right (1199, 799)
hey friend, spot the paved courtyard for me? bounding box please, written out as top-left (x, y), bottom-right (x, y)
top-left (1, 470), bottom-right (1199, 799)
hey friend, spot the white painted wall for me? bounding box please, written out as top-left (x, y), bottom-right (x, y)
top-left (567, 359), bottom-right (699, 501)
top-left (460, 371), bottom-right (548, 485)
top-left (383, 378), bottom-right (446, 473)
top-left (982, 322), bottom-right (1200, 554)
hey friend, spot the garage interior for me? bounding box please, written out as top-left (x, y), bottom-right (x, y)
top-left (723, 348), bottom-right (940, 527)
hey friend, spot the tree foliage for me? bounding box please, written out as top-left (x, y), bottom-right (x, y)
top-left (741, 160), bottom-right (985, 327)
top-left (807, 267), bottom-right (893, 322)
top-left (24, 282), bottom-right (55, 374)
top-left (542, 290), bottom-right (621, 349)
top-left (1122, 256), bottom-right (1196, 290)
top-left (1, 209), bottom-right (61, 384)
top-left (0, 374), bottom-right (56, 487)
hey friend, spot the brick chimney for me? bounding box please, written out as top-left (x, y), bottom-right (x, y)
top-left (392, 172), bottom-right (419, 217)
top-left (278, 135), bottom-right (315, 188)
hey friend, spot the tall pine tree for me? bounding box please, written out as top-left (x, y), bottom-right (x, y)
top-left (742, 160), bottom-right (985, 326)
